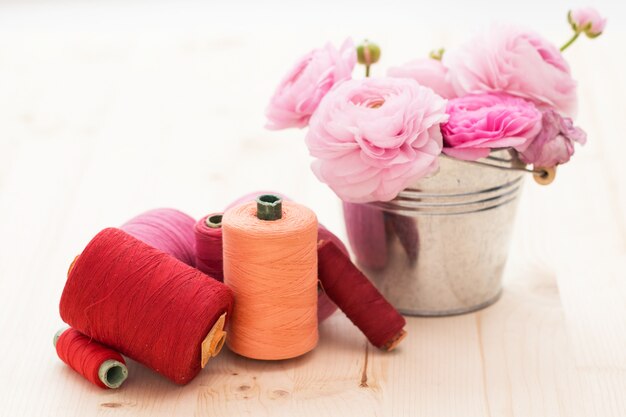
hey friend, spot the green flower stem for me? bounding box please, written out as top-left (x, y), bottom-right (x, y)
top-left (365, 65), bottom-right (370, 77)
top-left (560, 31), bottom-right (580, 52)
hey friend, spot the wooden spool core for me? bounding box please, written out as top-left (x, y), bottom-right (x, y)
top-left (382, 329), bottom-right (408, 351)
top-left (68, 255), bottom-right (79, 276)
top-left (201, 313), bottom-right (227, 368)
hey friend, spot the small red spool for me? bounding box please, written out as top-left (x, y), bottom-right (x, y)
top-left (59, 228), bottom-right (234, 385)
top-left (54, 328), bottom-right (128, 389)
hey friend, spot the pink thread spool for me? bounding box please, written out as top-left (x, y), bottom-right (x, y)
top-left (122, 208), bottom-right (196, 266)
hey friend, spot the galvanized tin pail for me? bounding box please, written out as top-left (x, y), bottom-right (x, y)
top-left (343, 151), bottom-right (527, 316)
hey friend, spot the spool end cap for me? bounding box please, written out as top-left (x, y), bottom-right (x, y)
top-left (256, 194), bottom-right (283, 221)
top-left (205, 213), bottom-right (223, 229)
top-left (53, 328), bottom-right (69, 348)
top-left (98, 360), bottom-right (128, 389)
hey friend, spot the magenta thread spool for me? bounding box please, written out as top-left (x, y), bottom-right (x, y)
top-left (122, 208), bottom-right (196, 266)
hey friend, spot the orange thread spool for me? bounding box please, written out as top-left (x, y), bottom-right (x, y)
top-left (222, 195), bottom-right (318, 360)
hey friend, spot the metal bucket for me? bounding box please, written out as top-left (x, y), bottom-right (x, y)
top-left (343, 151), bottom-right (526, 316)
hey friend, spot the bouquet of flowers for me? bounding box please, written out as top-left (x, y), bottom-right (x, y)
top-left (265, 8), bottom-right (606, 203)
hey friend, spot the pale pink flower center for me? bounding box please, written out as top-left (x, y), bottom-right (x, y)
top-left (351, 95), bottom-right (386, 108)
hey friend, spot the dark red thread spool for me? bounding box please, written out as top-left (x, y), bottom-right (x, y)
top-left (60, 228), bottom-right (234, 385)
top-left (317, 240), bottom-right (407, 350)
top-left (316, 225), bottom-right (349, 320)
top-left (54, 328), bottom-right (128, 389)
top-left (194, 213), bottom-right (224, 281)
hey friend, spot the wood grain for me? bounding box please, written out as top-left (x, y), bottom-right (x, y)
top-left (0, 3), bottom-right (624, 416)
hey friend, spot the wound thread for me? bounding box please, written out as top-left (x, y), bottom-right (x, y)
top-left (54, 328), bottom-right (128, 389)
top-left (121, 208), bottom-right (197, 266)
top-left (222, 200), bottom-right (318, 360)
top-left (59, 228), bottom-right (234, 384)
top-left (317, 241), bottom-right (407, 350)
top-left (55, 208), bottom-right (198, 388)
top-left (194, 213), bottom-right (224, 281)
top-left (223, 191), bottom-right (348, 322)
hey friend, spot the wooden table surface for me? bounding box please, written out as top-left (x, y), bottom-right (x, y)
top-left (0, 2), bottom-right (624, 416)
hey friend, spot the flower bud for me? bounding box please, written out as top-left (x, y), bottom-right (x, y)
top-left (357, 41), bottom-right (381, 66)
top-left (429, 48), bottom-right (445, 61)
top-left (568, 8), bottom-right (607, 38)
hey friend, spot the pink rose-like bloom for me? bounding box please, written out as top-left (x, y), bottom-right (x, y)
top-left (442, 93), bottom-right (542, 161)
top-left (265, 39), bottom-right (356, 130)
top-left (519, 109), bottom-right (587, 167)
top-left (306, 77), bottom-right (448, 203)
top-left (444, 26), bottom-right (578, 116)
top-left (388, 58), bottom-right (456, 99)
top-left (570, 7), bottom-right (607, 37)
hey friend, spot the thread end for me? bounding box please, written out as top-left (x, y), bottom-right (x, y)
top-left (205, 213), bottom-right (223, 229)
top-left (98, 360), bottom-right (128, 389)
top-left (256, 194), bottom-right (282, 221)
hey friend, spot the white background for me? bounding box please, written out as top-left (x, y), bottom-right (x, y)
top-left (0, 1), bottom-right (625, 416)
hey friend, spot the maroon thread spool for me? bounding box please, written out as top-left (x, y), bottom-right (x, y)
top-left (195, 213), bottom-right (224, 281)
top-left (318, 240), bottom-right (407, 350)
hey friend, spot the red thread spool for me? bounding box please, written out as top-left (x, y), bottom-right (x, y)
top-left (316, 225), bottom-right (348, 320)
top-left (54, 208), bottom-right (197, 388)
top-left (54, 328), bottom-right (128, 389)
top-left (194, 213), bottom-right (224, 281)
top-left (317, 240), bottom-right (407, 350)
top-left (60, 228), bottom-right (234, 385)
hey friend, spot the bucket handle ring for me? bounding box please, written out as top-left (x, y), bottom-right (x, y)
top-left (443, 154), bottom-right (556, 185)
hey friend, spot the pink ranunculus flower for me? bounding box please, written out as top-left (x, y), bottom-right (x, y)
top-left (569, 7), bottom-right (607, 37)
top-left (441, 93), bottom-right (542, 161)
top-left (519, 109), bottom-right (587, 167)
top-left (444, 26), bottom-right (578, 117)
top-left (306, 77), bottom-right (448, 203)
top-left (387, 58), bottom-right (456, 99)
top-left (265, 39), bottom-right (356, 130)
